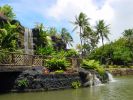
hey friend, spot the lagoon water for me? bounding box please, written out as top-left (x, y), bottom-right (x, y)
top-left (0, 76), bottom-right (133, 100)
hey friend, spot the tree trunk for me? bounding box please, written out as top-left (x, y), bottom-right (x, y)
top-left (79, 27), bottom-right (83, 58)
top-left (101, 33), bottom-right (104, 64)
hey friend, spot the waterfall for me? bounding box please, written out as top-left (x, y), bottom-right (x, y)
top-left (107, 72), bottom-right (115, 82)
top-left (24, 28), bottom-right (34, 55)
top-left (93, 74), bottom-right (102, 86)
top-left (89, 73), bottom-right (93, 87)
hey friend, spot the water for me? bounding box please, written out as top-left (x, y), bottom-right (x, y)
top-left (93, 74), bottom-right (102, 86)
top-left (1, 76), bottom-right (133, 100)
top-left (107, 72), bottom-right (115, 82)
top-left (24, 28), bottom-right (34, 55)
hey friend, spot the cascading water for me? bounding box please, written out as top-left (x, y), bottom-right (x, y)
top-left (93, 74), bottom-right (102, 86)
top-left (107, 72), bottom-right (115, 82)
top-left (89, 73), bottom-right (93, 87)
top-left (24, 28), bottom-right (34, 55)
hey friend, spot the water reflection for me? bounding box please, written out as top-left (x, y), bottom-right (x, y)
top-left (0, 76), bottom-right (133, 100)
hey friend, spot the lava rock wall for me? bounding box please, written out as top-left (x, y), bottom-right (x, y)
top-left (13, 69), bottom-right (81, 91)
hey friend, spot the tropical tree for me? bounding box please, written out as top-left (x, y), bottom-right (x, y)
top-left (82, 26), bottom-right (97, 52)
top-left (48, 27), bottom-right (57, 36)
top-left (0, 21), bottom-right (19, 51)
top-left (72, 12), bottom-right (89, 56)
top-left (95, 20), bottom-right (110, 48)
top-left (61, 28), bottom-right (73, 47)
top-left (123, 29), bottom-right (133, 40)
top-left (76, 44), bottom-right (82, 54)
top-left (123, 28), bottom-right (133, 51)
top-left (0, 4), bottom-right (16, 20)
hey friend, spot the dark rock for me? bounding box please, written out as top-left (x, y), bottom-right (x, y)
top-left (79, 68), bottom-right (90, 83)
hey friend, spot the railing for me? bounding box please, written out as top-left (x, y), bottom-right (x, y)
top-left (0, 51), bottom-right (81, 69)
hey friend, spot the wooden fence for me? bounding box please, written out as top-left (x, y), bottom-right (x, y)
top-left (0, 52), bottom-right (81, 69)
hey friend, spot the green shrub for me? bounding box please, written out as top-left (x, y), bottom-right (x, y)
top-left (71, 81), bottom-right (81, 89)
top-left (36, 46), bottom-right (54, 56)
top-left (66, 49), bottom-right (78, 57)
top-left (45, 58), bottom-right (70, 71)
top-left (54, 70), bottom-right (64, 74)
top-left (82, 60), bottom-right (105, 76)
top-left (17, 79), bottom-right (29, 88)
top-left (0, 50), bottom-right (9, 63)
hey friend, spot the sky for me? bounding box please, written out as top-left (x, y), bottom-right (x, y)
top-left (1, 0), bottom-right (133, 47)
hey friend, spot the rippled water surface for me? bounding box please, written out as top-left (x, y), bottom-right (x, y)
top-left (1, 76), bottom-right (133, 100)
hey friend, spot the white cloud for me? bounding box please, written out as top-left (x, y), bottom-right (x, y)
top-left (46, 0), bottom-right (114, 46)
top-left (2, 0), bottom-right (133, 47)
top-left (46, 0), bottom-right (133, 46)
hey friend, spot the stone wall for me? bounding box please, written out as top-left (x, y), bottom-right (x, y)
top-left (0, 67), bottom-right (108, 92)
top-left (13, 68), bottom-right (81, 91)
top-left (108, 68), bottom-right (133, 76)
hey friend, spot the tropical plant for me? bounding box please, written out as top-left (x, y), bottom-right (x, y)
top-left (123, 29), bottom-right (133, 41)
top-left (0, 50), bottom-right (8, 62)
top-left (54, 70), bottom-right (64, 74)
top-left (0, 21), bottom-right (19, 51)
top-left (36, 45), bottom-right (54, 56)
top-left (123, 28), bottom-right (133, 51)
top-left (66, 49), bottom-right (78, 57)
top-left (34, 23), bottom-right (48, 46)
top-left (45, 57), bottom-right (70, 71)
top-left (71, 81), bottom-right (81, 89)
top-left (0, 4), bottom-right (16, 20)
top-left (72, 12), bottom-right (89, 56)
top-left (89, 37), bottom-right (133, 66)
top-left (76, 44), bottom-right (82, 54)
top-left (82, 26), bottom-right (97, 51)
top-left (48, 27), bottom-right (57, 36)
top-left (61, 28), bottom-right (73, 47)
top-left (82, 60), bottom-right (105, 75)
top-left (95, 20), bottom-right (110, 48)
top-left (17, 79), bottom-right (29, 89)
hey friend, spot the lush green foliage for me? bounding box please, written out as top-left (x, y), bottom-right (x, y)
top-left (54, 70), bottom-right (64, 74)
top-left (0, 5), bottom-right (23, 51)
top-left (0, 50), bottom-right (7, 62)
top-left (45, 51), bottom-right (70, 71)
top-left (45, 58), bottom-right (70, 71)
top-left (89, 37), bottom-right (133, 66)
top-left (0, 22), bottom-right (20, 51)
top-left (36, 46), bottom-right (54, 56)
top-left (95, 20), bottom-right (110, 47)
top-left (65, 49), bottom-right (78, 57)
top-left (71, 81), bottom-right (81, 89)
top-left (82, 60), bottom-right (105, 75)
top-left (0, 4), bottom-right (16, 20)
top-left (17, 79), bottom-right (29, 88)
top-left (1, 4), bottom-right (133, 69)
top-left (61, 28), bottom-right (73, 47)
top-left (72, 12), bottom-right (110, 57)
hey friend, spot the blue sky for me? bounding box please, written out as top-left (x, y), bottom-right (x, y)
top-left (1, 0), bottom-right (133, 47)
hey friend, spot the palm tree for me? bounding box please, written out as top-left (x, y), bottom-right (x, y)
top-left (72, 12), bottom-right (89, 46)
top-left (72, 12), bottom-right (89, 56)
top-left (95, 20), bottom-right (110, 63)
top-left (61, 28), bottom-right (73, 47)
top-left (82, 26), bottom-right (97, 51)
top-left (95, 20), bottom-right (110, 48)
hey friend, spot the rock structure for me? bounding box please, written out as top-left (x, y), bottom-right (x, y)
top-left (0, 67), bottom-right (109, 92)
top-left (13, 67), bottom-right (81, 91)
